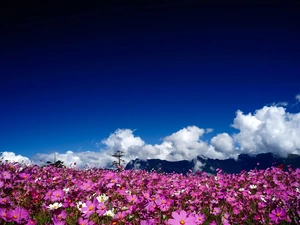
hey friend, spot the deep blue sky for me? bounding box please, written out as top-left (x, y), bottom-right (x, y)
top-left (1, 1), bottom-right (300, 160)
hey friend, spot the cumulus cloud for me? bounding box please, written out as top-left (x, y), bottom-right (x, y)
top-left (232, 106), bottom-right (300, 157)
top-left (97, 126), bottom-right (232, 163)
top-left (192, 158), bottom-right (206, 171)
top-left (0, 152), bottom-right (32, 165)
top-left (210, 133), bottom-right (236, 159)
top-left (3, 103), bottom-right (300, 169)
top-left (33, 150), bottom-right (112, 168)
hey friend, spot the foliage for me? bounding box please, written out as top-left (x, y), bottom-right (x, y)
top-left (111, 150), bottom-right (125, 169)
top-left (45, 160), bottom-right (65, 168)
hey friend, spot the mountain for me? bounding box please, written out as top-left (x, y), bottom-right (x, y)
top-left (125, 153), bottom-right (300, 174)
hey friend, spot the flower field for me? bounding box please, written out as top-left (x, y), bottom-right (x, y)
top-left (0, 162), bottom-right (299, 225)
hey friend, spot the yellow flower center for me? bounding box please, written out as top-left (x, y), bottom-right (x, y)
top-left (89, 206), bottom-right (94, 211)
top-left (180, 220), bottom-right (185, 224)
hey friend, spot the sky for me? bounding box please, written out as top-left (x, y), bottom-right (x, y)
top-left (1, 1), bottom-right (300, 168)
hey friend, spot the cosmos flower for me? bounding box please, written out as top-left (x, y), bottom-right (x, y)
top-left (76, 201), bottom-right (87, 212)
top-left (48, 202), bottom-right (63, 210)
top-left (51, 189), bottom-right (65, 202)
top-left (167, 210), bottom-right (196, 225)
top-left (96, 194), bottom-right (109, 203)
top-left (269, 208), bottom-right (287, 224)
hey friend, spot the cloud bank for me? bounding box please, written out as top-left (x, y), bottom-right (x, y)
top-left (0, 152), bottom-right (31, 165)
top-left (1, 105), bottom-right (300, 168)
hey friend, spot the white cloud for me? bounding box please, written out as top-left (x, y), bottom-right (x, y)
top-left (232, 106), bottom-right (300, 157)
top-left (0, 152), bottom-right (32, 165)
top-left (192, 159), bottom-right (205, 172)
top-left (296, 93), bottom-right (300, 102)
top-left (3, 102), bottom-right (300, 168)
top-left (211, 133), bottom-right (235, 158)
top-left (101, 129), bottom-right (145, 152)
top-left (271, 102), bottom-right (288, 107)
top-left (96, 126), bottom-right (231, 163)
top-left (33, 150), bottom-right (113, 168)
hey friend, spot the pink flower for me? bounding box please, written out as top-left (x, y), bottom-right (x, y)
top-left (168, 210), bottom-right (196, 225)
top-left (211, 207), bottom-right (221, 216)
top-left (78, 217), bottom-right (95, 225)
top-left (195, 213), bottom-right (206, 225)
top-left (269, 207), bottom-right (287, 224)
top-left (8, 207), bottom-right (29, 223)
top-left (26, 219), bottom-right (37, 225)
top-left (51, 189), bottom-right (65, 202)
top-left (81, 198), bottom-right (98, 218)
top-left (140, 219), bottom-right (156, 225)
top-left (96, 202), bottom-right (107, 216)
top-left (2, 171), bottom-right (11, 180)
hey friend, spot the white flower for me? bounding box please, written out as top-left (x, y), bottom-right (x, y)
top-left (76, 201), bottom-right (87, 211)
top-left (104, 209), bottom-right (115, 217)
top-left (249, 184), bottom-right (257, 189)
top-left (121, 206), bottom-right (128, 211)
top-left (63, 187), bottom-right (70, 193)
top-left (238, 188), bottom-right (244, 192)
top-left (96, 194), bottom-right (109, 203)
top-left (260, 195), bottom-right (267, 202)
top-left (48, 202), bottom-right (62, 210)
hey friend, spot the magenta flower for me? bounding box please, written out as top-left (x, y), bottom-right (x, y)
top-left (82, 198), bottom-right (98, 217)
top-left (211, 207), bottom-right (221, 216)
top-left (195, 213), bottom-right (206, 225)
top-left (115, 211), bottom-right (126, 220)
top-left (126, 194), bottom-right (138, 204)
top-left (8, 207), bottom-right (29, 223)
top-left (269, 207), bottom-right (287, 224)
top-left (44, 190), bottom-right (53, 201)
top-left (78, 217), bottom-right (89, 225)
top-left (53, 209), bottom-right (67, 221)
top-left (51, 189), bottom-right (65, 202)
top-left (26, 219), bottom-right (37, 225)
top-left (52, 217), bottom-right (65, 225)
top-left (80, 180), bottom-right (94, 191)
top-left (96, 202), bottom-right (107, 216)
top-left (19, 172), bottom-right (30, 179)
top-left (140, 219), bottom-right (156, 225)
top-left (168, 210), bottom-right (196, 225)
top-left (155, 196), bottom-right (172, 211)
top-left (2, 171), bottom-right (11, 180)
top-left (0, 208), bottom-right (10, 222)
top-left (78, 217), bottom-right (95, 225)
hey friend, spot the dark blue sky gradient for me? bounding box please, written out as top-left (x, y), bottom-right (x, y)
top-left (1, 1), bottom-right (300, 157)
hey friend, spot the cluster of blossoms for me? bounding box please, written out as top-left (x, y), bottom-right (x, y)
top-left (0, 161), bottom-right (299, 224)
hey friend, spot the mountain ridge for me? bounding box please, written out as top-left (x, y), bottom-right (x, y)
top-left (125, 152), bottom-right (300, 174)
